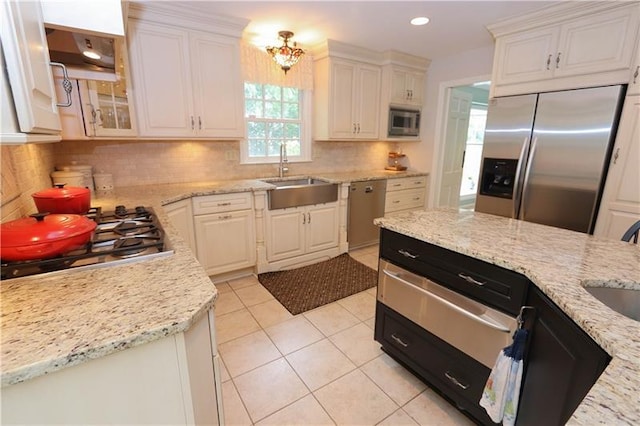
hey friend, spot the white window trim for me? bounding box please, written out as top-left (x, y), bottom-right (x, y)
top-left (240, 89), bottom-right (313, 165)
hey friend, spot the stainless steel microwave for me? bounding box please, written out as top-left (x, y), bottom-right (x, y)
top-left (388, 107), bottom-right (420, 137)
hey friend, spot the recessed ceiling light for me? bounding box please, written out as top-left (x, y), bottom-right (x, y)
top-left (411, 17), bottom-right (430, 26)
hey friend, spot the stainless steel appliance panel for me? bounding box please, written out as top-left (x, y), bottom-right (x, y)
top-left (521, 85), bottom-right (624, 232)
top-left (475, 94), bottom-right (537, 218)
top-left (377, 259), bottom-right (517, 368)
top-left (348, 180), bottom-right (387, 249)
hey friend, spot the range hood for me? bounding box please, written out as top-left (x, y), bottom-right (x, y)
top-left (46, 27), bottom-right (118, 81)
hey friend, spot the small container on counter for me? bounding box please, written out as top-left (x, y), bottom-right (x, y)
top-left (93, 173), bottom-right (114, 197)
top-left (56, 162), bottom-right (94, 193)
top-left (51, 169), bottom-right (84, 188)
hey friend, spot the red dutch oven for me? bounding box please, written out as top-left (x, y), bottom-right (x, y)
top-left (0, 213), bottom-right (96, 261)
top-left (32, 184), bottom-right (91, 214)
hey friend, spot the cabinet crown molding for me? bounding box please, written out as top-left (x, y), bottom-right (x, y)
top-left (127, 2), bottom-right (248, 37)
top-left (487, 1), bottom-right (638, 38)
top-left (381, 50), bottom-right (431, 71)
top-left (310, 39), bottom-right (382, 64)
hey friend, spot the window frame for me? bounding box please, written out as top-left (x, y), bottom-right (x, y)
top-left (240, 82), bottom-right (312, 165)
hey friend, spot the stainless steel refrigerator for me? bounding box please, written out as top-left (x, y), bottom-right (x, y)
top-left (474, 85), bottom-right (625, 233)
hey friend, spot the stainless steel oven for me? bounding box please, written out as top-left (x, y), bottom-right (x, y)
top-left (388, 107), bottom-right (420, 137)
top-left (377, 259), bottom-right (518, 368)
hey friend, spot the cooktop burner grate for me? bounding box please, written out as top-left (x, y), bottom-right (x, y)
top-left (1, 205), bottom-right (172, 281)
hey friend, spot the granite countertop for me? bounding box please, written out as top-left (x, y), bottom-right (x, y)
top-left (1, 170), bottom-right (427, 387)
top-left (374, 208), bottom-right (640, 425)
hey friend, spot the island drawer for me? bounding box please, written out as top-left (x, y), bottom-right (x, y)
top-left (380, 229), bottom-right (529, 316)
top-left (192, 192), bottom-right (253, 215)
top-left (386, 176), bottom-right (427, 192)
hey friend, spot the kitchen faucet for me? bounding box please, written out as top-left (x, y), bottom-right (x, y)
top-left (278, 142), bottom-right (289, 177)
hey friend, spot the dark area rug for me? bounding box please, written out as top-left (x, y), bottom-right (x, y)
top-left (258, 253), bottom-right (378, 315)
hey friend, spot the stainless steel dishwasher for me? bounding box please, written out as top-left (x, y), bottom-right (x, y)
top-left (348, 179), bottom-right (387, 249)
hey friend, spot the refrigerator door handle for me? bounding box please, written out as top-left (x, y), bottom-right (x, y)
top-left (512, 137), bottom-right (531, 218)
top-left (519, 137), bottom-right (539, 220)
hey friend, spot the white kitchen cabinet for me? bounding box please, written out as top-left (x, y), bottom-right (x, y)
top-left (384, 176), bottom-right (427, 215)
top-left (1, 0), bottom-right (61, 141)
top-left (266, 202), bottom-right (339, 262)
top-left (192, 193), bottom-right (256, 276)
top-left (489, 3), bottom-right (640, 96)
top-left (164, 198), bottom-right (197, 255)
top-left (2, 309), bottom-right (222, 425)
top-left (627, 36), bottom-right (640, 96)
top-left (314, 53), bottom-right (381, 140)
top-left (389, 67), bottom-right (425, 106)
top-left (127, 19), bottom-right (244, 139)
top-left (594, 95), bottom-right (640, 241)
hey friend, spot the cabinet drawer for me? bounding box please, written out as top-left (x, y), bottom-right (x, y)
top-left (386, 176), bottom-right (427, 192)
top-left (375, 303), bottom-right (493, 422)
top-left (192, 192), bottom-right (253, 215)
top-left (380, 229), bottom-right (529, 315)
top-left (384, 188), bottom-right (425, 213)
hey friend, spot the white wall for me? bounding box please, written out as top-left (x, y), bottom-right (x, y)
top-left (398, 44), bottom-right (495, 206)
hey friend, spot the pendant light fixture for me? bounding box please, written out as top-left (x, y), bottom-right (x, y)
top-left (266, 31), bottom-right (304, 75)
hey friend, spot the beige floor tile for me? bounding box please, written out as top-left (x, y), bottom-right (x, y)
top-left (213, 281), bottom-right (232, 293)
top-left (228, 275), bottom-right (261, 290)
top-left (366, 286), bottom-right (378, 297)
top-left (314, 369), bottom-right (398, 425)
top-left (219, 356), bottom-right (231, 382)
top-left (359, 253), bottom-right (380, 270)
top-left (402, 388), bottom-right (476, 426)
top-left (303, 302), bottom-right (360, 337)
top-left (364, 316), bottom-right (376, 330)
top-left (219, 330), bottom-right (282, 377)
top-left (248, 299), bottom-right (293, 329)
top-left (221, 380), bottom-right (252, 426)
top-left (286, 339), bottom-right (356, 391)
top-left (235, 284), bottom-right (274, 307)
top-left (264, 316), bottom-right (324, 355)
top-left (234, 358), bottom-right (309, 422)
top-left (255, 394), bottom-right (334, 426)
top-left (329, 322), bottom-right (383, 366)
top-left (216, 308), bottom-right (261, 344)
top-left (215, 290), bottom-right (245, 316)
top-left (361, 354), bottom-right (426, 406)
top-left (336, 291), bottom-right (377, 321)
top-left (377, 408), bottom-right (419, 425)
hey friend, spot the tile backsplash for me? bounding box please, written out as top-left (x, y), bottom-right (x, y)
top-left (54, 139), bottom-right (396, 187)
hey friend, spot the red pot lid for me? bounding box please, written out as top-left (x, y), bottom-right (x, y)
top-left (1, 213), bottom-right (97, 248)
top-left (32, 184), bottom-right (90, 199)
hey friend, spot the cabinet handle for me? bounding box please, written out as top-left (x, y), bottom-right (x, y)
top-left (191, 116), bottom-right (195, 130)
top-left (613, 147), bottom-right (620, 164)
top-left (307, 212), bottom-right (311, 223)
top-left (198, 116), bottom-right (202, 130)
top-left (634, 65), bottom-right (639, 84)
top-left (49, 62), bottom-right (73, 107)
top-left (546, 54), bottom-right (552, 70)
top-left (458, 273), bottom-right (486, 286)
top-left (391, 334), bottom-right (409, 348)
top-left (393, 183), bottom-right (402, 187)
top-left (303, 212), bottom-right (306, 224)
top-left (556, 52), bottom-right (561, 69)
top-left (217, 202), bottom-right (231, 206)
top-left (398, 249), bottom-right (418, 259)
top-left (353, 123), bottom-right (357, 134)
top-left (445, 371), bottom-right (470, 390)
top-left (357, 123), bottom-right (361, 134)
top-left (412, 197), bottom-right (420, 201)
top-left (393, 200), bottom-right (400, 204)
top-left (218, 215), bottom-right (232, 220)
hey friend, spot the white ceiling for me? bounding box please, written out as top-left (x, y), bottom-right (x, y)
top-left (164, 1), bottom-right (560, 60)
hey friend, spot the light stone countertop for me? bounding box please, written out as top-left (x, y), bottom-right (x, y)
top-left (374, 208), bottom-right (640, 425)
top-left (1, 170), bottom-right (427, 387)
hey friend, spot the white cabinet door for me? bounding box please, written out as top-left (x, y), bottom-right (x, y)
top-left (1, 0), bottom-right (61, 135)
top-left (554, 7), bottom-right (638, 79)
top-left (329, 60), bottom-right (357, 139)
top-left (390, 68), bottom-right (425, 106)
top-left (306, 204), bottom-right (339, 253)
top-left (190, 31), bottom-right (244, 138)
top-left (625, 34), bottom-right (640, 96)
top-left (128, 20), bottom-right (194, 137)
top-left (165, 199), bottom-right (197, 255)
top-left (594, 96), bottom-right (640, 240)
top-left (194, 210), bottom-right (256, 275)
top-left (355, 64), bottom-right (381, 139)
top-left (266, 208), bottom-right (305, 262)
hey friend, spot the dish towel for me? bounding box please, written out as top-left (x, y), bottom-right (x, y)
top-left (479, 328), bottom-right (528, 425)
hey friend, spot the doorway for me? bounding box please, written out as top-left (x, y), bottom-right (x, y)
top-left (437, 81), bottom-right (489, 210)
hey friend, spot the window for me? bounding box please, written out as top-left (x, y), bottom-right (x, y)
top-left (241, 82), bottom-right (311, 164)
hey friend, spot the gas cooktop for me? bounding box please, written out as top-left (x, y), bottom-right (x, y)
top-left (1, 205), bottom-right (173, 281)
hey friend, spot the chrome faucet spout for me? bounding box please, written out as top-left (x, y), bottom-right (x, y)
top-left (279, 143), bottom-right (289, 177)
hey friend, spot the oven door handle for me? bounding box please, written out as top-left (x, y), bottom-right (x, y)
top-left (382, 269), bottom-right (511, 333)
